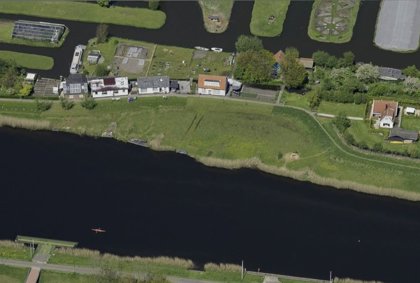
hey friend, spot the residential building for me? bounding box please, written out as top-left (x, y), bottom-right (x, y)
top-left (197, 74), bottom-right (227, 96)
top-left (89, 77), bottom-right (129, 98)
top-left (388, 127), bottom-right (419, 143)
top-left (378, 67), bottom-right (406, 81)
top-left (370, 100), bottom-right (399, 128)
top-left (61, 74), bottom-right (88, 98)
top-left (137, 76), bottom-right (170, 94)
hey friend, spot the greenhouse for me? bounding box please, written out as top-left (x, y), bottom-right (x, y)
top-left (12, 20), bottom-right (65, 43)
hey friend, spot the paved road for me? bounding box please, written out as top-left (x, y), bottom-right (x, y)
top-left (316, 113), bottom-right (364, 121)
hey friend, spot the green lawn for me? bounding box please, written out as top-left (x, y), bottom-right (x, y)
top-left (250, 0), bottom-right (291, 37)
top-left (0, 1), bottom-right (166, 29)
top-left (0, 51), bottom-right (53, 70)
top-left (39, 271), bottom-right (99, 283)
top-left (198, 0), bottom-right (235, 33)
top-left (0, 241), bottom-right (32, 261)
top-left (308, 0), bottom-right (361, 43)
top-left (281, 92), bottom-right (310, 110)
top-left (1, 97), bottom-right (420, 199)
top-left (0, 265), bottom-right (29, 283)
top-left (318, 101), bottom-right (367, 117)
top-left (401, 116), bottom-right (420, 132)
top-left (0, 20), bottom-right (68, 48)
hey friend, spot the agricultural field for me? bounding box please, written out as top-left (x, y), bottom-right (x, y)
top-left (308, 0), bottom-right (361, 43)
top-left (250, 0), bottom-right (291, 37)
top-left (0, 51), bottom-right (54, 70)
top-left (198, 0), bottom-right (235, 33)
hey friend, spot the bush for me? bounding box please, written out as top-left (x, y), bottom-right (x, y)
top-left (333, 112), bottom-right (351, 133)
top-left (235, 35), bottom-right (263, 53)
top-left (36, 100), bottom-right (52, 112)
top-left (96, 24), bottom-right (109, 44)
top-left (60, 97), bottom-right (74, 110)
top-left (343, 131), bottom-right (355, 145)
top-left (18, 84), bottom-right (33, 97)
top-left (81, 97), bottom-right (97, 110)
top-left (149, 0), bottom-right (160, 10)
top-left (372, 142), bottom-right (383, 152)
top-left (97, 0), bottom-right (110, 7)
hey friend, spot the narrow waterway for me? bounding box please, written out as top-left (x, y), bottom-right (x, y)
top-left (0, 1), bottom-right (419, 78)
top-left (1, 127), bottom-right (420, 282)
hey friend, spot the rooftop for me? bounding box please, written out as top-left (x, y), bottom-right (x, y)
top-left (198, 74), bottom-right (227, 90)
top-left (137, 76), bottom-right (170, 89)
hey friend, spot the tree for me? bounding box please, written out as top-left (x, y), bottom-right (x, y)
top-left (234, 49), bottom-right (274, 84)
top-left (95, 64), bottom-right (109, 76)
top-left (333, 112), bottom-right (351, 133)
top-left (97, 0), bottom-right (110, 7)
top-left (235, 35), bottom-right (263, 53)
top-left (81, 96), bottom-right (97, 110)
top-left (340, 51), bottom-right (355, 67)
top-left (149, 0), bottom-right (160, 10)
top-left (312, 50), bottom-right (330, 67)
top-left (60, 97), bottom-right (74, 110)
top-left (403, 76), bottom-right (420, 94)
top-left (355, 63), bottom-right (379, 83)
top-left (308, 88), bottom-right (321, 110)
top-left (35, 100), bottom-right (52, 112)
top-left (96, 24), bottom-right (109, 44)
top-left (18, 84), bottom-right (32, 97)
top-left (282, 47), bottom-right (306, 88)
top-left (402, 65), bottom-right (420, 78)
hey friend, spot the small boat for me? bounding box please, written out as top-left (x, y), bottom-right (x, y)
top-left (211, 47), bottom-right (223, 53)
top-left (91, 228), bottom-right (106, 233)
top-left (195, 46), bottom-right (209, 51)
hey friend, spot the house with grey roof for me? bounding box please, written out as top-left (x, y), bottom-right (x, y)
top-left (137, 76), bottom-right (170, 94)
top-left (388, 127), bottom-right (419, 143)
top-left (60, 74), bottom-right (88, 98)
top-left (378, 67), bottom-right (406, 81)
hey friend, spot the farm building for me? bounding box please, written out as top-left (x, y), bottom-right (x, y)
top-left (12, 20), bottom-right (65, 43)
top-left (388, 127), bottom-right (419, 143)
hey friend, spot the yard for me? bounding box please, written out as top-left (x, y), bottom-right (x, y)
top-left (0, 20), bottom-right (68, 48)
top-left (0, 1), bottom-right (166, 29)
top-left (250, 0), bottom-right (291, 37)
top-left (401, 116), bottom-right (420, 132)
top-left (198, 0), bottom-right (235, 33)
top-left (318, 101), bottom-right (367, 117)
top-left (0, 51), bottom-right (54, 70)
top-left (308, 0), bottom-right (361, 43)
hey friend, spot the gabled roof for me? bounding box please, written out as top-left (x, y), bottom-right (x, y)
top-left (273, 50), bottom-right (285, 63)
top-left (198, 74), bottom-right (227, 90)
top-left (299, 57), bottom-right (314, 69)
top-left (137, 76), bottom-right (170, 89)
top-left (371, 100), bottom-right (398, 118)
top-left (378, 67), bottom-right (406, 80)
top-left (389, 127), bottom-right (419, 141)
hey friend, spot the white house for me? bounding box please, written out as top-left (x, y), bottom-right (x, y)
top-left (197, 74), bottom-right (227, 96)
top-left (370, 100), bottom-right (399, 128)
top-left (89, 77), bottom-right (129, 98)
top-left (137, 76), bottom-right (170, 94)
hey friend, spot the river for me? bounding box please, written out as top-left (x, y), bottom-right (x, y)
top-left (0, 0), bottom-right (419, 78)
top-left (1, 127), bottom-right (420, 282)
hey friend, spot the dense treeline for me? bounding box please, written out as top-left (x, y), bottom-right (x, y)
top-left (0, 59), bottom-right (32, 97)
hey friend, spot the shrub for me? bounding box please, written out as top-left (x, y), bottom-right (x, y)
top-left (372, 142), bottom-right (383, 152)
top-left (333, 112), bottom-right (351, 133)
top-left (235, 35), bottom-right (263, 53)
top-left (96, 24), bottom-right (109, 44)
top-left (19, 84), bottom-right (33, 97)
top-left (60, 97), bottom-right (74, 110)
top-left (35, 100), bottom-right (52, 112)
top-left (343, 131), bottom-right (355, 145)
top-left (81, 97), bottom-right (97, 110)
top-left (149, 0), bottom-right (160, 10)
top-left (97, 0), bottom-right (110, 8)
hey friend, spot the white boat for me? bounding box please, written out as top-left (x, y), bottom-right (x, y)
top-left (195, 46), bottom-right (209, 51)
top-left (211, 47), bottom-right (223, 53)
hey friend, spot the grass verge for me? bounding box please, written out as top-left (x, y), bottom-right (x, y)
top-left (0, 240), bottom-right (32, 261)
top-left (198, 0), bottom-right (235, 33)
top-left (250, 0), bottom-right (291, 37)
top-left (0, 51), bottom-right (53, 70)
top-left (0, 265), bottom-right (29, 283)
top-left (0, 1), bottom-right (166, 29)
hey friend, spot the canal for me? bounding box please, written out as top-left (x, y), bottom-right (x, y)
top-left (1, 127), bottom-right (420, 282)
top-left (0, 0), bottom-right (419, 78)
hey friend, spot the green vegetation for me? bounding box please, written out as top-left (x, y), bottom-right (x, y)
top-left (198, 0), bottom-right (235, 33)
top-left (0, 265), bottom-right (29, 283)
top-left (16, 235), bottom-right (77, 248)
top-left (1, 97), bottom-right (420, 199)
top-left (308, 0), bottom-right (361, 43)
top-left (0, 20), bottom-right (68, 48)
top-left (0, 1), bottom-right (166, 29)
top-left (0, 51), bottom-right (53, 70)
top-left (282, 47), bottom-right (307, 89)
top-left (235, 49), bottom-right (275, 84)
top-left (0, 240), bottom-right (32, 260)
top-left (250, 0), bottom-right (291, 37)
top-left (235, 35), bottom-right (264, 53)
top-left (318, 101), bottom-right (366, 117)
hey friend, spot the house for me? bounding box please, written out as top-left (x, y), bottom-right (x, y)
top-left (299, 58), bottom-right (314, 69)
top-left (89, 77), bottom-right (129, 98)
top-left (87, 50), bottom-right (101, 65)
top-left (197, 74), bottom-right (227, 96)
top-left (137, 76), bottom-right (170, 94)
top-left (378, 67), bottom-right (406, 81)
top-left (61, 74), bottom-right (88, 98)
top-left (25, 73), bottom-right (37, 83)
top-left (170, 80), bottom-right (179, 92)
top-left (370, 100), bottom-right (399, 128)
top-left (388, 127), bottom-right (419, 143)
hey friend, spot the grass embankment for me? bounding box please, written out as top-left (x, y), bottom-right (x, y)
top-left (84, 37), bottom-right (233, 79)
top-left (1, 97), bottom-right (420, 199)
top-left (0, 240), bottom-right (32, 261)
top-left (198, 0), bottom-right (235, 33)
top-left (0, 1), bottom-right (166, 29)
top-left (0, 51), bottom-right (53, 70)
top-left (0, 20), bottom-right (68, 48)
top-left (250, 0), bottom-right (291, 37)
top-left (0, 265), bottom-right (29, 283)
top-left (308, 0), bottom-right (361, 43)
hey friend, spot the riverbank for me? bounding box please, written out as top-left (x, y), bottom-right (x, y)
top-left (250, 0), bottom-right (291, 37)
top-left (198, 0), bottom-right (235, 33)
top-left (0, 96), bottom-right (420, 200)
top-left (0, 51), bottom-right (53, 70)
top-left (0, 1), bottom-right (166, 29)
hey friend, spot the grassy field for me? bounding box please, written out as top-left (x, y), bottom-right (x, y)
top-left (198, 0), bottom-right (235, 33)
top-left (318, 101), bottom-right (367, 117)
top-left (83, 37), bottom-right (233, 79)
top-left (39, 271), bottom-right (99, 283)
top-left (281, 92), bottom-right (310, 110)
top-left (1, 97), bottom-right (420, 199)
top-left (0, 20), bottom-right (68, 48)
top-left (250, 0), bottom-right (291, 37)
top-left (0, 1), bottom-right (166, 29)
top-left (308, 0), bottom-right (361, 43)
top-left (0, 51), bottom-right (54, 70)
top-left (0, 265), bottom-right (28, 283)
top-left (0, 240), bottom-right (32, 261)
top-left (401, 116), bottom-right (420, 132)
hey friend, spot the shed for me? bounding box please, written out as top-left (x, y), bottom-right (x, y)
top-left (405, 107), bottom-right (416, 115)
top-left (25, 73), bottom-right (37, 83)
top-left (299, 57), bottom-right (314, 69)
top-left (388, 127), bottom-right (419, 143)
top-left (378, 67), bottom-right (406, 81)
top-left (87, 50), bottom-right (101, 65)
